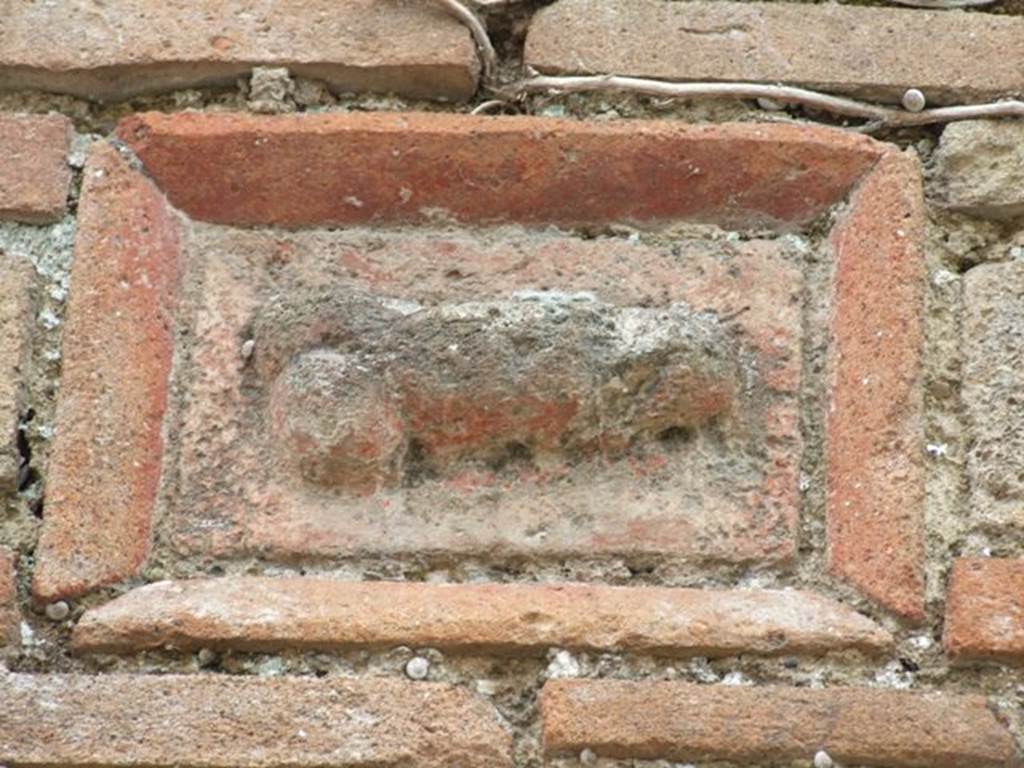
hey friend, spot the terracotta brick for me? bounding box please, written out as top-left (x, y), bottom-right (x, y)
top-left (0, 548), bottom-right (17, 651)
top-left (0, 1), bottom-right (478, 102)
top-left (963, 259), bottom-right (1024, 529)
top-left (0, 254), bottom-right (32, 494)
top-left (31, 142), bottom-right (183, 602)
top-left (0, 672), bottom-right (512, 767)
top-left (72, 578), bottom-right (891, 657)
top-left (826, 150), bottom-right (926, 621)
top-left (117, 112), bottom-right (881, 230)
top-left (541, 680), bottom-right (1019, 767)
top-left (0, 113), bottom-right (71, 223)
top-left (525, 0), bottom-right (1024, 106)
top-left (945, 558), bottom-right (1024, 665)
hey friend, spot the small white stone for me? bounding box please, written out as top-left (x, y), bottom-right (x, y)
top-left (405, 656), bottom-right (430, 680)
top-left (545, 649), bottom-right (581, 678)
top-left (902, 88), bottom-right (926, 113)
top-left (45, 601), bottom-right (70, 622)
top-left (579, 747), bottom-right (598, 765)
top-left (240, 339), bottom-right (255, 360)
top-left (814, 750), bottom-right (835, 768)
top-left (197, 647), bottom-right (217, 667)
top-left (757, 97), bottom-right (786, 111)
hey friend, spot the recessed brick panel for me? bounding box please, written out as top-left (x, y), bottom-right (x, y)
top-left (944, 558), bottom-right (1024, 665)
top-left (165, 226), bottom-right (802, 566)
top-left (0, 113), bottom-right (71, 223)
top-left (0, 672), bottom-right (513, 767)
top-left (0, 254), bottom-right (32, 495)
top-left (525, 0), bottom-right (1024, 105)
top-left (0, 1), bottom-right (479, 102)
top-left (72, 578), bottom-right (892, 657)
top-left (35, 114), bottom-right (925, 623)
top-left (32, 142), bottom-right (184, 601)
top-left (826, 150), bottom-right (926, 621)
top-left (541, 680), bottom-right (1018, 767)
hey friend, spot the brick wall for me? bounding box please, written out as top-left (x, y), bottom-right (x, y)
top-left (1, 1), bottom-right (1024, 766)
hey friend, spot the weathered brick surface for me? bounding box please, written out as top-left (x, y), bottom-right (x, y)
top-left (0, 113), bottom-right (71, 223)
top-left (541, 680), bottom-right (1018, 767)
top-left (525, 0), bottom-right (1024, 105)
top-left (117, 112), bottom-right (881, 230)
top-left (31, 142), bottom-right (183, 602)
top-left (964, 259), bottom-right (1024, 530)
top-left (0, 254), bottom-right (32, 494)
top-left (931, 120), bottom-right (1024, 220)
top-left (0, 1), bottom-right (478, 102)
top-left (73, 578), bottom-right (892, 657)
top-left (0, 672), bottom-right (512, 767)
top-left (945, 558), bottom-right (1024, 665)
top-left (826, 150), bottom-right (926, 621)
top-left (163, 226), bottom-right (802, 566)
top-left (0, 548), bottom-right (17, 651)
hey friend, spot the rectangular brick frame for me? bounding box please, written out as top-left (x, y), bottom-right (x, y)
top-left (32, 113), bottom-right (925, 621)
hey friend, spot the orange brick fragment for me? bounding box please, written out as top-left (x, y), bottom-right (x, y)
top-left (945, 558), bottom-right (1024, 664)
top-left (826, 149), bottom-right (926, 621)
top-left (72, 578), bottom-right (891, 657)
top-left (0, 672), bottom-right (512, 767)
top-left (0, 113), bottom-right (71, 223)
top-left (31, 142), bottom-right (183, 601)
top-left (541, 680), bottom-right (1019, 767)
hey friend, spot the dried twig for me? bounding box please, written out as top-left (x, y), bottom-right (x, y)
top-left (889, 0), bottom-right (998, 6)
top-left (434, 0), bottom-right (498, 81)
top-left (514, 74), bottom-right (1024, 127)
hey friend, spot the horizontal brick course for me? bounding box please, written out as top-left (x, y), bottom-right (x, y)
top-left (31, 142), bottom-right (183, 602)
top-left (525, 0), bottom-right (1024, 105)
top-left (826, 150), bottom-right (926, 621)
top-left (72, 578), bottom-right (892, 657)
top-left (541, 680), bottom-right (1019, 767)
top-left (945, 558), bottom-right (1024, 665)
top-left (0, 1), bottom-right (478, 102)
top-left (0, 672), bottom-right (512, 766)
top-left (0, 113), bottom-right (71, 223)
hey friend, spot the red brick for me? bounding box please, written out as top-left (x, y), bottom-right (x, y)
top-left (0, 672), bottom-right (512, 767)
top-left (31, 142), bottom-right (184, 602)
top-left (525, 0), bottom-right (1024, 105)
top-left (826, 149), bottom-right (926, 621)
top-left (541, 680), bottom-right (1019, 767)
top-left (0, 1), bottom-right (478, 102)
top-left (117, 112), bottom-right (881, 230)
top-left (161, 227), bottom-right (802, 566)
top-left (945, 558), bottom-right (1024, 665)
top-left (72, 578), bottom-right (892, 657)
top-left (0, 254), bottom-right (32, 494)
top-left (0, 113), bottom-right (71, 223)
top-left (0, 548), bottom-right (17, 651)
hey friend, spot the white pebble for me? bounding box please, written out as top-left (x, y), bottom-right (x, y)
top-left (757, 97), bottom-right (786, 111)
top-left (814, 750), bottom-right (835, 768)
top-left (240, 339), bottom-right (255, 360)
top-left (405, 656), bottom-right (430, 680)
top-left (901, 88), bottom-right (926, 113)
top-left (579, 747), bottom-right (598, 765)
top-left (45, 601), bottom-right (70, 622)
